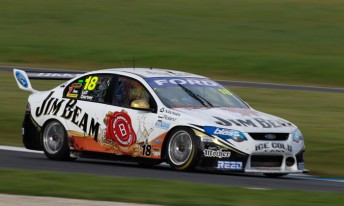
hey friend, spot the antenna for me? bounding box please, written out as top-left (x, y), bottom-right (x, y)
top-left (133, 56), bottom-right (135, 69)
top-left (114, 48), bottom-right (125, 67)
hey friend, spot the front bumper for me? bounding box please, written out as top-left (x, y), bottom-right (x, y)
top-left (196, 139), bottom-right (307, 174)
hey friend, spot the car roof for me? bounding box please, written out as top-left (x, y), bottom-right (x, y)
top-left (96, 68), bottom-right (207, 78)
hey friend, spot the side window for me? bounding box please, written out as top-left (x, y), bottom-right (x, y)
top-left (64, 74), bottom-right (113, 104)
top-left (112, 76), bottom-right (152, 108)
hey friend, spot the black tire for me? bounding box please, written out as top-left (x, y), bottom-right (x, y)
top-left (166, 128), bottom-right (198, 171)
top-left (41, 120), bottom-right (74, 161)
top-left (264, 173), bottom-right (288, 178)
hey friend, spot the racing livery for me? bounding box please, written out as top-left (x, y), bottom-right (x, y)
top-left (14, 68), bottom-right (307, 177)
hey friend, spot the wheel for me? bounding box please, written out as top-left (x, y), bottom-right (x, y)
top-left (166, 128), bottom-right (198, 171)
top-left (42, 120), bottom-right (73, 161)
top-left (264, 173), bottom-right (288, 178)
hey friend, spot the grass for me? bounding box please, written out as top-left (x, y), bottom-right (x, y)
top-left (0, 169), bottom-right (343, 206)
top-left (1, 0), bottom-right (344, 86)
top-left (1, 71), bottom-right (343, 177)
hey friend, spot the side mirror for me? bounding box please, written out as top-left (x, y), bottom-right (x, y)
top-left (131, 99), bottom-right (150, 110)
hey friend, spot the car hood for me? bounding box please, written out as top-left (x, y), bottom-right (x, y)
top-left (174, 107), bottom-right (296, 133)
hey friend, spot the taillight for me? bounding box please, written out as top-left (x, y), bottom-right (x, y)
top-left (26, 103), bottom-right (31, 112)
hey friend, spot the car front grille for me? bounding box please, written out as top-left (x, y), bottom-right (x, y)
top-left (249, 133), bottom-right (289, 141)
top-left (251, 155), bottom-right (283, 167)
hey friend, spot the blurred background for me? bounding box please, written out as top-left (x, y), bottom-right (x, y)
top-left (0, 0), bottom-right (343, 204)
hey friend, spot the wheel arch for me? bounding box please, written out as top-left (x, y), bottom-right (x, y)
top-left (161, 125), bottom-right (200, 160)
top-left (39, 118), bottom-right (68, 142)
top-left (41, 118), bottom-right (74, 161)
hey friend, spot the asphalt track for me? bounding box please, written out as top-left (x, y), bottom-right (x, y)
top-left (0, 147), bottom-right (343, 192)
top-left (1, 65), bottom-right (344, 93)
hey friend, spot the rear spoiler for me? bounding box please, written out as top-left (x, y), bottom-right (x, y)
top-left (26, 71), bottom-right (84, 80)
top-left (13, 69), bottom-right (85, 93)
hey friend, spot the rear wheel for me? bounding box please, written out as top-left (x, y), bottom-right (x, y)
top-left (166, 128), bottom-right (198, 171)
top-left (42, 120), bottom-right (73, 161)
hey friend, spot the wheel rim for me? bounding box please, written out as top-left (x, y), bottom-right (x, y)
top-left (43, 122), bottom-right (65, 154)
top-left (168, 131), bottom-right (193, 166)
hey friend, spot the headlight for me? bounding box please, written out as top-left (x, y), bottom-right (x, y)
top-left (193, 129), bottom-right (214, 142)
top-left (292, 129), bottom-right (303, 143)
top-left (203, 126), bottom-right (247, 142)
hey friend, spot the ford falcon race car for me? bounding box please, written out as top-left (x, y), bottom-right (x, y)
top-left (14, 68), bottom-right (307, 177)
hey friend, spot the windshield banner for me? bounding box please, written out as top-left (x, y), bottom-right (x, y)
top-left (145, 77), bottom-right (219, 88)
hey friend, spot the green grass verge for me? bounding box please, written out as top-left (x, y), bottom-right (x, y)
top-left (0, 169), bottom-right (342, 206)
top-left (1, 71), bottom-right (343, 177)
top-left (1, 0), bottom-right (344, 86)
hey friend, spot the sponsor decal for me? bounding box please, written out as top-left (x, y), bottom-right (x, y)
top-left (219, 108), bottom-right (260, 117)
top-left (29, 73), bottom-right (82, 78)
top-left (106, 111), bottom-right (137, 147)
top-left (66, 93), bottom-right (78, 98)
top-left (145, 71), bottom-right (190, 77)
top-left (141, 143), bottom-right (152, 156)
top-left (155, 120), bottom-right (170, 130)
top-left (214, 116), bottom-right (292, 128)
top-left (265, 134), bottom-right (276, 140)
top-left (80, 90), bottom-right (93, 100)
top-left (292, 129), bottom-right (303, 143)
top-left (158, 115), bottom-right (176, 121)
top-left (36, 91), bottom-right (100, 140)
top-left (146, 77), bottom-right (219, 88)
top-left (298, 162), bottom-right (305, 170)
top-left (203, 147), bottom-right (231, 158)
top-left (200, 136), bottom-right (213, 142)
top-left (254, 167), bottom-right (280, 170)
top-left (159, 108), bottom-right (181, 116)
top-left (67, 83), bottom-right (82, 98)
top-left (217, 161), bottom-right (243, 170)
top-left (15, 71), bottom-right (28, 88)
top-left (152, 148), bottom-right (161, 157)
top-left (203, 126), bottom-right (247, 141)
top-left (255, 142), bottom-right (292, 153)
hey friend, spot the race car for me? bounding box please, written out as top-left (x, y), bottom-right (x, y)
top-left (14, 68), bottom-right (307, 177)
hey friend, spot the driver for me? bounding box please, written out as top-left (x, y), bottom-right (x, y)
top-left (113, 77), bottom-right (150, 108)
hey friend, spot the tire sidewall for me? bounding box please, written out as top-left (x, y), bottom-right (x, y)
top-left (41, 120), bottom-right (71, 161)
top-left (166, 127), bottom-right (199, 171)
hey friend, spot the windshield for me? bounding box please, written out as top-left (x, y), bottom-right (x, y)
top-left (145, 77), bottom-right (248, 108)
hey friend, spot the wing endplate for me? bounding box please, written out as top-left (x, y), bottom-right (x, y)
top-left (13, 69), bottom-right (38, 93)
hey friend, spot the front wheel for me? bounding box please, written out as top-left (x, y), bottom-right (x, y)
top-left (166, 128), bottom-right (198, 171)
top-left (42, 120), bottom-right (74, 161)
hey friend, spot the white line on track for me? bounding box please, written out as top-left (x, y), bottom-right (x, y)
top-left (245, 187), bottom-right (271, 190)
top-left (0, 145), bottom-right (43, 154)
top-left (219, 80), bottom-right (344, 91)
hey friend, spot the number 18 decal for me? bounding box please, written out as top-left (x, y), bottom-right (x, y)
top-left (218, 88), bottom-right (233, 96)
top-left (142, 144), bottom-right (152, 156)
top-left (84, 76), bottom-right (98, 90)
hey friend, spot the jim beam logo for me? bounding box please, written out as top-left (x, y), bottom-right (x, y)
top-left (35, 91), bottom-right (100, 141)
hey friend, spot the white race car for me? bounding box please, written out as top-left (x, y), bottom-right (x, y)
top-left (14, 68), bottom-right (307, 177)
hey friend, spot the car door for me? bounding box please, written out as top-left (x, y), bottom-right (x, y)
top-left (100, 75), bottom-right (165, 159)
top-left (62, 73), bottom-right (115, 152)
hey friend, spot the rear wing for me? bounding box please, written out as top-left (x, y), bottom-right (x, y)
top-left (13, 69), bottom-right (84, 93)
top-left (26, 71), bottom-right (83, 80)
